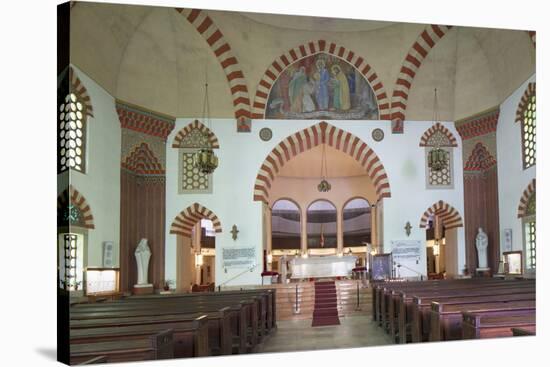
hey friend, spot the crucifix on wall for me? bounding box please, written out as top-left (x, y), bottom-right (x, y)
top-left (231, 225), bottom-right (239, 241)
top-left (404, 221), bottom-right (412, 237)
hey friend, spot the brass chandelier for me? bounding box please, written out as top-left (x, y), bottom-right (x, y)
top-left (427, 88), bottom-right (447, 172)
top-left (317, 142), bottom-right (331, 192)
top-left (194, 79), bottom-right (219, 174)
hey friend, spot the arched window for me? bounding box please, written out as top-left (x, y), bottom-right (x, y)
top-left (342, 198), bottom-right (371, 246)
top-left (307, 200), bottom-right (337, 249)
top-left (523, 192), bottom-right (536, 270)
top-left (271, 200), bottom-right (301, 250)
top-left (58, 93), bottom-right (87, 172)
top-left (420, 123), bottom-right (457, 189)
top-left (520, 91), bottom-right (536, 169)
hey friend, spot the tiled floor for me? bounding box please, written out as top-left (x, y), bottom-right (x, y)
top-left (256, 315), bottom-right (393, 354)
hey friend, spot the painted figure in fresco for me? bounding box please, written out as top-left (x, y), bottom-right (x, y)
top-left (331, 65), bottom-right (351, 110)
top-left (278, 71), bottom-right (291, 112)
top-left (315, 59), bottom-right (330, 110)
top-left (289, 66), bottom-right (307, 113)
top-left (302, 80), bottom-right (316, 112)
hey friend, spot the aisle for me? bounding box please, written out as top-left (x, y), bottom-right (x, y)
top-left (257, 315), bottom-right (392, 353)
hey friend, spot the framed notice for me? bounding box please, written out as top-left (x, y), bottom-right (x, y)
top-left (222, 247), bottom-right (256, 270)
top-left (372, 254), bottom-right (392, 280)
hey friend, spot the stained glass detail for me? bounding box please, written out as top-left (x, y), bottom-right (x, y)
top-left (58, 93), bottom-right (86, 172)
top-left (522, 95), bottom-right (536, 169)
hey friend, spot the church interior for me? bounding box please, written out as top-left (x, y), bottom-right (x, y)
top-left (57, 1), bottom-right (537, 364)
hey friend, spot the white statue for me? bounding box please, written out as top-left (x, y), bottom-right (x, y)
top-left (475, 228), bottom-right (489, 270)
top-left (280, 255), bottom-right (288, 284)
top-left (134, 238), bottom-right (152, 285)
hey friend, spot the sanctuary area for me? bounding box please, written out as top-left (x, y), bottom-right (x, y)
top-left (57, 1), bottom-right (536, 365)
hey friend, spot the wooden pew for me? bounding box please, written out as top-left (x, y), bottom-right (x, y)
top-left (71, 315), bottom-right (209, 358)
top-left (70, 329), bottom-right (174, 365)
top-left (430, 300), bottom-right (536, 341)
top-left (72, 298), bottom-right (259, 353)
top-left (512, 326), bottom-right (536, 336)
top-left (462, 310), bottom-right (536, 339)
top-left (405, 285), bottom-right (535, 343)
top-left (76, 356), bottom-right (107, 365)
top-left (71, 307), bottom-right (236, 356)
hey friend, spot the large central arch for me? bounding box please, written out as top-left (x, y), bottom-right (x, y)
top-left (253, 121), bottom-right (391, 204)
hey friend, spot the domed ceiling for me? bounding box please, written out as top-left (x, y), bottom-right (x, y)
top-left (69, 2), bottom-right (535, 122)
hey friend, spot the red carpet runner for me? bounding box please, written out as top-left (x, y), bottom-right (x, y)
top-left (311, 281), bottom-right (341, 327)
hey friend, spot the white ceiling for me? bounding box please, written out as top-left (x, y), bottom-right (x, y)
top-left (278, 144), bottom-right (367, 178)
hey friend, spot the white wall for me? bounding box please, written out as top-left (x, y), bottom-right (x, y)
top-left (497, 74), bottom-right (536, 253)
top-left (165, 118), bottom-right (465, 285)
top-left (57, 66), bottom-right (121, 268)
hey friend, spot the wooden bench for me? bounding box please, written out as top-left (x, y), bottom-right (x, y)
top-left (76, 356), bottom-right (107, 365)
top-left (511, 326), bottom-right (536, 336)
top-left (71, 315), bottom-right (209, 358)
top-left (70, 329), bottom-right (174, 365)
top-left (430, 299), bottom-right (536, 341)
top-left (405, 286), bottom-right (535, 343)
top-left (462, 310), bottom-right (536, 339)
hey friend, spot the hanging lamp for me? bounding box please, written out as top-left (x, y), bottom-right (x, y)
top-left (427, 88), bottom-right (447, 172)
top-left (194, 77), bottom-right (219, 174)
top-left (317, 143), bottom-right (331, 192)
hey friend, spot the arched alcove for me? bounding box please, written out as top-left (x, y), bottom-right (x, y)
top-left (307, 200), bottom-right (337, 249)
top-left (342, 197), bottom-right (371, 247)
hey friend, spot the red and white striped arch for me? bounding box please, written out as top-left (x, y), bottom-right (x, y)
top-left (390, 25), bottom-right (453, 133)
top-left (172, 120), bottom-right (220, 149)
top-left (515, 82), bottom-right (536, 123)
top-left (57, 185), bottom-right (95, 229)
top-left (69, 66), bottom-right (94, 118)
top-left (175, 8), bottom-right (251, 125)
top-left (169, 203), bottom-right (222, 238)
top-left (253, 121), bottom-right (391, 204)
top-left (251, 40), bottom-right (390, 120)
top-left (517, 179), bottom-right (536, 218)
top-left (419, 122), bottom-right (458, 147)
top-left (419, 200), bottom-right (463, 229)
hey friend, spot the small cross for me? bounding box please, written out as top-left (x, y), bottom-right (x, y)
top-left (404, 221), bottom-right (412, 237)
top-left (231, 225), bottom-right (239, 241)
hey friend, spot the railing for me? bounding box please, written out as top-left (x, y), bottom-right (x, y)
top-left (217, 264), bottom-right (260, 291)
top-left (393, 261), bottom-right (424, 280)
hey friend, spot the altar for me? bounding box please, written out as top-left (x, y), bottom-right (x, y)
top-left (289, 255), bottom-right (357, 279)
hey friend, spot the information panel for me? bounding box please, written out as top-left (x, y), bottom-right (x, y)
top-left (222, 247), bottom-right (256, 269)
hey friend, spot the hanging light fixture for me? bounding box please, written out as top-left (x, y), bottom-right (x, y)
top-left (317, 143), bottom-right (331, 192)
top-left (194, 76), bottom-right (219, 174)
top-left (427, 88), bottom-right (447, 172)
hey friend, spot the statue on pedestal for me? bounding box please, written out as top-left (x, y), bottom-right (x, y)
top-left (475, 228), bottom-right (489, 270)
top-left (134, 238), bottom-right (152, 286)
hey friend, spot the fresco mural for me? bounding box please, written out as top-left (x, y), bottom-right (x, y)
top-left (266, 53), bottom-right (379, 120)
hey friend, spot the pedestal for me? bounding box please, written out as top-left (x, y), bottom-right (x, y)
top-left (133, 284), bottom-right (153, 295)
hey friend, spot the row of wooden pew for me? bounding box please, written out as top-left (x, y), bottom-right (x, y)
top-left (68, 289), bottom-right (277, 364)
top-left (372, 278), bottom-right (535, 344)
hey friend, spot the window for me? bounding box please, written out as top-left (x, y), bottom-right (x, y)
top-left (271, 200), bottom-right (301, 250)
top-left (424, 130), bottom-right (454, 189)
top-left (523, 192), bottom-right (536, 271)
top-left (343, 198), bottom-right (371, 246)
top-left (58, 93), bottom-right (86, 173)
top-left (521, 93), bottom-right (536, 169)
top-left (179, 150), bottom-right (212, 193)
top-left (307, 200), bottom-right (337, 249)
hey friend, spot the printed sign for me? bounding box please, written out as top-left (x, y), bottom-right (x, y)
top-left (222, 247), bottom-right (256, 269)
top-left (391, 240), bottom-right (421, 263)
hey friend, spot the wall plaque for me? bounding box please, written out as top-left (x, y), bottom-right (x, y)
top-left (222, 247), bottom-right (256, 269)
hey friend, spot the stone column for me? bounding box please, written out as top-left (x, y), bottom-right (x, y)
top-left (266, 206), bottom-right (273, 270)
top-left (193, 222), bottom-right (202, 285)
top-left (337, 207), bottom-right (344, 254)
top-left (371, 204), bottom-right (377, 249)
top-left (301, 207), bottom-right (308, 255)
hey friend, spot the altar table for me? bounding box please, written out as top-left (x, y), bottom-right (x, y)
top-left (289, 255), bottom-right (357, 279)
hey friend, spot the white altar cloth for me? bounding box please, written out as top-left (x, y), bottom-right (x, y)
top-left (290, 255), bottom-right (357, 279)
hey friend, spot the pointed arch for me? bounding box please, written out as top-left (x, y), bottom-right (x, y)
top-left (175, 8), bottom-right (251, 129)
top-left (172, 120), bottom-right (220, 149)
top-left (517, 179), bottom-right (536, 218)
top-left (419, 122), bottom-right (458, 147)
top-left (253, 121), bottom-right (391, 204)
top-left (170, 203), bottom-right (222, 237)
top-left (57, 185), bottom-right (95, 229)
top-left (390, 24), bottom-right (453, 133)
top-left (515, 82), bottom-right (536, 123)
top-left (464, 142), bottom-right (497, 172)
top-left (419, 200), bottom-right (463, 229)
top-left (122, 142), bottom-right (165, 175)
top-left (69, 66), bottom-right (94, 118)
top-left (251, 39), bottom-right (390, 120)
